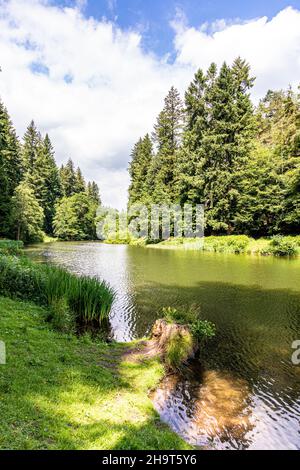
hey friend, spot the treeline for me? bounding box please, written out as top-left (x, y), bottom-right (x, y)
top-left (128, 58), bottom-right (300, 236)
top-left (0, 102), bottom-right (101, 242)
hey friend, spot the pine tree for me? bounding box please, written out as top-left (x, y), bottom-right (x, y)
top-left (202, 60), bottom-right (256, 233)
top-left (150, 87), bottom-right (184, 203)
top-left (74, 167), bottom-right (86, 193)
top-left (128, 134), bottom-right (153, 206)
top-left (34, 134), bottom-right (61, 234)
top-left (60, 158), bottom-right (76, 197)
top-left (0, 100), bottom-right (22, 236)
top-left (176, 68), bottom-right (208, 204)
top-left (87, 181), bottom-right (101, 204)
top-left (22, 120), bottom-right (42, 187)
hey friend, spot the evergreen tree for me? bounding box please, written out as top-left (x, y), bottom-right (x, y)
top-left (202, 59), bottom-right (256, 233)
top-left (60, 158), bottom-right (76, 197)
top-left (74, 167), bottom-right (86, 193)
top-left (0, 100), bottom-right (22, 236)
top-left (150, 87), bottom-right (184, 203)
top-left (234, 144), bottom-right (283, 235)
top-left (34, 134), bottom-right (61, 234)
top-left (176, 68), bottom-right (208, 204)
top-left (128, 134), bottom-right (153, 206)
top-left (22, 120), bottom-right (42, 187)
top-left (87, 181), bottom-right (101, 205)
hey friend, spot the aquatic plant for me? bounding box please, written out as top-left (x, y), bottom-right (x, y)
top-left (0, 255), bottom-right (115, 331)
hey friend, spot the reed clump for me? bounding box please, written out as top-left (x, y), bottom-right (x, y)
top-left (0, 255), bottom-right (115, 333)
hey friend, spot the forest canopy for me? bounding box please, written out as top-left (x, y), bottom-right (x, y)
top-left (128, 58), bottom-right (300, 236)
top-left (0, 106), bottom-right (101, 242)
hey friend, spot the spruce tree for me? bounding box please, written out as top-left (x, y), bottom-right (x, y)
top-left (150, 87), bottom-right (184, 203)
top-left (60, 158), bottom-right (76, 197)
top-left (0, 100), bottom-right (22, 236)
top-left (128, 134), bottom-right (153, 206)
top-left (22, 120), bottom-right (42, 187)
top-left (87, 181), bottom-right (101, 204)
top-left (202, 60), bottom-right (256, 233)
top-left (176, 68), bottom-right (208, 204)
top-left (74, 167), bottom-right (86, 193)
top-left (34, 134), bottom-right (61, 234)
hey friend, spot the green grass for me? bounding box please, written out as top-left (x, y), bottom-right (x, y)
top-left (0, 296), bottom-right (191, 450)
top-left (0, 256), bottom-right (115, 331)
top-left (0, 239), bottom-right (24, 255)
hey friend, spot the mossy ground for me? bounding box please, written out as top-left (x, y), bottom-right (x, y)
top-left (0, 296), bottom-right (191, 450)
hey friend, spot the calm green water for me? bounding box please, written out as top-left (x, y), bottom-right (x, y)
top-left (26, 242), bottom-right (300, 450)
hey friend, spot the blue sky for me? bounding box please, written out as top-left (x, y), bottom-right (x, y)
top-left (55, 0), bottom-right (300, 55)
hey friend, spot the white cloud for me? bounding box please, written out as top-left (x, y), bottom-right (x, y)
top-left (172, 6), bottom-right (300, 100)
top-left (0, 1), bottom-right (300, 208)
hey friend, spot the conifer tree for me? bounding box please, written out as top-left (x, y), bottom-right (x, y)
top-left (74, 167), bottom-right (86, 193)
top-left (202, 60), bottom-right (256, 233)
top-left (0, 100), bottom-right (22, 236)
top-left (176, 68), bottom-right (208, 204)
top-left (150, 87), bottom-right (184, 203)
top-left (87, 181), bottom-right (101, 204)
top-left (59, 158), bottom-right (76, 197)
top-left (128, 134), bottom-right (153, 206)
top-left (22, 120), bottom-right (42, 187)
top-left (34, 134), bottom-right (61, 233)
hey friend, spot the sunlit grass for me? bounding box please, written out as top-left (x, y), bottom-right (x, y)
top-left (0, 296), bottom-right (191, 450)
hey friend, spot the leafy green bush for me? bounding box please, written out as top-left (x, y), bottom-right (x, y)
top-left (204, 235), bottom-right (250, 254)
top-left (162, 306), bottom-right (216, 346)
top-left (190, 319), bottom-right (216, 344)
top-left (269, 236), bottom-right (297, 256)
top-left (0, 240), bottom-right (24, 255)
top-left (0, 256), bottom-right (115, 330)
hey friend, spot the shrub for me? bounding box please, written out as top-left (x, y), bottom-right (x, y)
top-left (162, 306), bottom-right (216, 346)
top-left (190, 319), bottom-right (216, 345)
top-left (204, 235), bottom-right (250, 254)
top-left (269, 236), bottom-right (297, 257)
top-left (0, 240), bottom-right (24, 256)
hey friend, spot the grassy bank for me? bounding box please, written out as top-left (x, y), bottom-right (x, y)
top-left (0, 240), bottom-right (24, 256)
top-left (0, 255), bottom-right (115, 332)
top-left (149, 235), bottom-right (300, 257)
top-left (0, 296), bottom-right (190, 450)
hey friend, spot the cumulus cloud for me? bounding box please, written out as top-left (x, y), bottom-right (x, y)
top-left (172, 6), bottom-right (300, 99)
top-left (0, 1), bottom-right (300, 208)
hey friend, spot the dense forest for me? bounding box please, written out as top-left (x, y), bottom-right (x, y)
top-left (128, 58), bottom-right (300, 236)
top-left (0, 105), bottom-right (101, 242)
top-left (1, 57), bottom-right (300, 244)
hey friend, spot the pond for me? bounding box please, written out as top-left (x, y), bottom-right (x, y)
top-left (26, 241), bottom-right (300, 450)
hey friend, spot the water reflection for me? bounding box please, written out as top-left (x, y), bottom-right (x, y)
top-left (26, 242), bottom-right (300, 449)
top-left (151, 365), bottom-right (253, 450)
